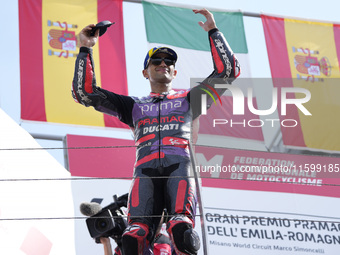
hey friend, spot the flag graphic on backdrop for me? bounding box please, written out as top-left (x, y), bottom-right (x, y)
top-left (142, 1), bottom-right (264, 141)
top-left (19, 0), bottom-right (128, 129)
top-left (262, 15), bottom-right (340, 151)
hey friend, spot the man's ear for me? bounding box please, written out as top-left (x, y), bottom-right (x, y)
top-left (142, 69), bottom-right (149, 79)
top-left (173, 69), bottom-right (177, 79)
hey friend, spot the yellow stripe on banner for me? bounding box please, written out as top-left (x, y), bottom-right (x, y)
top-left (42, 0), bottom-right (105, 127)
top-left (285, 19), bottom-right (340, 151)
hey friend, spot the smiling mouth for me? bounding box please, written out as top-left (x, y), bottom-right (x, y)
top-left (156, 68), bottom-right (168, 73)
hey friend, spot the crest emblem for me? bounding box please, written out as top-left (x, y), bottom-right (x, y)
top-left (292, 47), bottom-right (331, 82)
top-left (47, 20), bottom-right (79, 58)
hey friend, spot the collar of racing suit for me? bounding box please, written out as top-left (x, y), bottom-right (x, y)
top-left (149, 90), bottom-right (176, 98)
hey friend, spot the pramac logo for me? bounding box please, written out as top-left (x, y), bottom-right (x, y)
top-left (292, 46), bottom-right (331, 82)
top-left (47, 20), bottom-right (79, 58)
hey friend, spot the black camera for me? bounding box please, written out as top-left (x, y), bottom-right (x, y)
top-left (85, 193), bottom-right (128, 241)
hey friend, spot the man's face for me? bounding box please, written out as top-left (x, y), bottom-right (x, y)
top-left (143, 53), bottom-right (177, 83)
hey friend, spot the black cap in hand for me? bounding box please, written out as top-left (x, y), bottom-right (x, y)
top-left (90, 20), bottom-right (115, 37)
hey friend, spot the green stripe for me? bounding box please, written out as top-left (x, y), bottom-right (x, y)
top-left (200, 88), bottom-right (217, 105)
top-left (142, 1), bottom-right (248, 53)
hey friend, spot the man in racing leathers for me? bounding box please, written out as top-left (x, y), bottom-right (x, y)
top-left (72, 9), bottom-right (240, 255)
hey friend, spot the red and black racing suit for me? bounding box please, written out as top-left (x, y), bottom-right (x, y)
top-left (72, 28), bottom-right (240, 246)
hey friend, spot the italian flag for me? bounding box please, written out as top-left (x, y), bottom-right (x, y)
top-left (142, 1), bottom-right (264, 142)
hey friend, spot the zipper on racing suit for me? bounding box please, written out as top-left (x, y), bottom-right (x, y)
top-left (158, 96), bottom-right (162, 167)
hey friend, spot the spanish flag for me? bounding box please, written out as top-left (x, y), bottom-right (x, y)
top-left (19, 0), bottom-right (128, 128)
top-left (262, 15), bottom-right (340, 152)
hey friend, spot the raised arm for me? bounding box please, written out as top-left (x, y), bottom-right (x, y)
top-left (71, 25), bottom-right (134, 127)
top-left (189, 9), bottom-right (241, 119)
top-left (72, 25), bottom-right (99, 107)
top-left (193, 8), bottom-right (240, 82)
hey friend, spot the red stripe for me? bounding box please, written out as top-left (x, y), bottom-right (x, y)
top-left (333, 24), bottom-right (340, 72)
top-left (85, 55), bottom-right (93, 93)
top-left (131, 178), bottom-right (140, 207)
top-left (97, 0), bottom-right (128, 128)
top-left (135, 134), bottom-right (155, 146)
top-left (19, 0), bottom-right (46, 121)
top-left (210, 37), bottom-right (224, 73)
top-left (135, 152), bottom-right (165, 167)
top-left (203, 83), bottom-right (222, 105)
top-left (261, 15), bottom-right (292, 78)
top-left (175, 180), bottom-right (187, 214)
top-left (261, 15), bottom-right (306, 147)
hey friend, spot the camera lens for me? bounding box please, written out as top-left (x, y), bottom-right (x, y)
top-left (86, 209), bottom-right (117, 238)
top-left (95, 218), bottom-right (111, 233)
